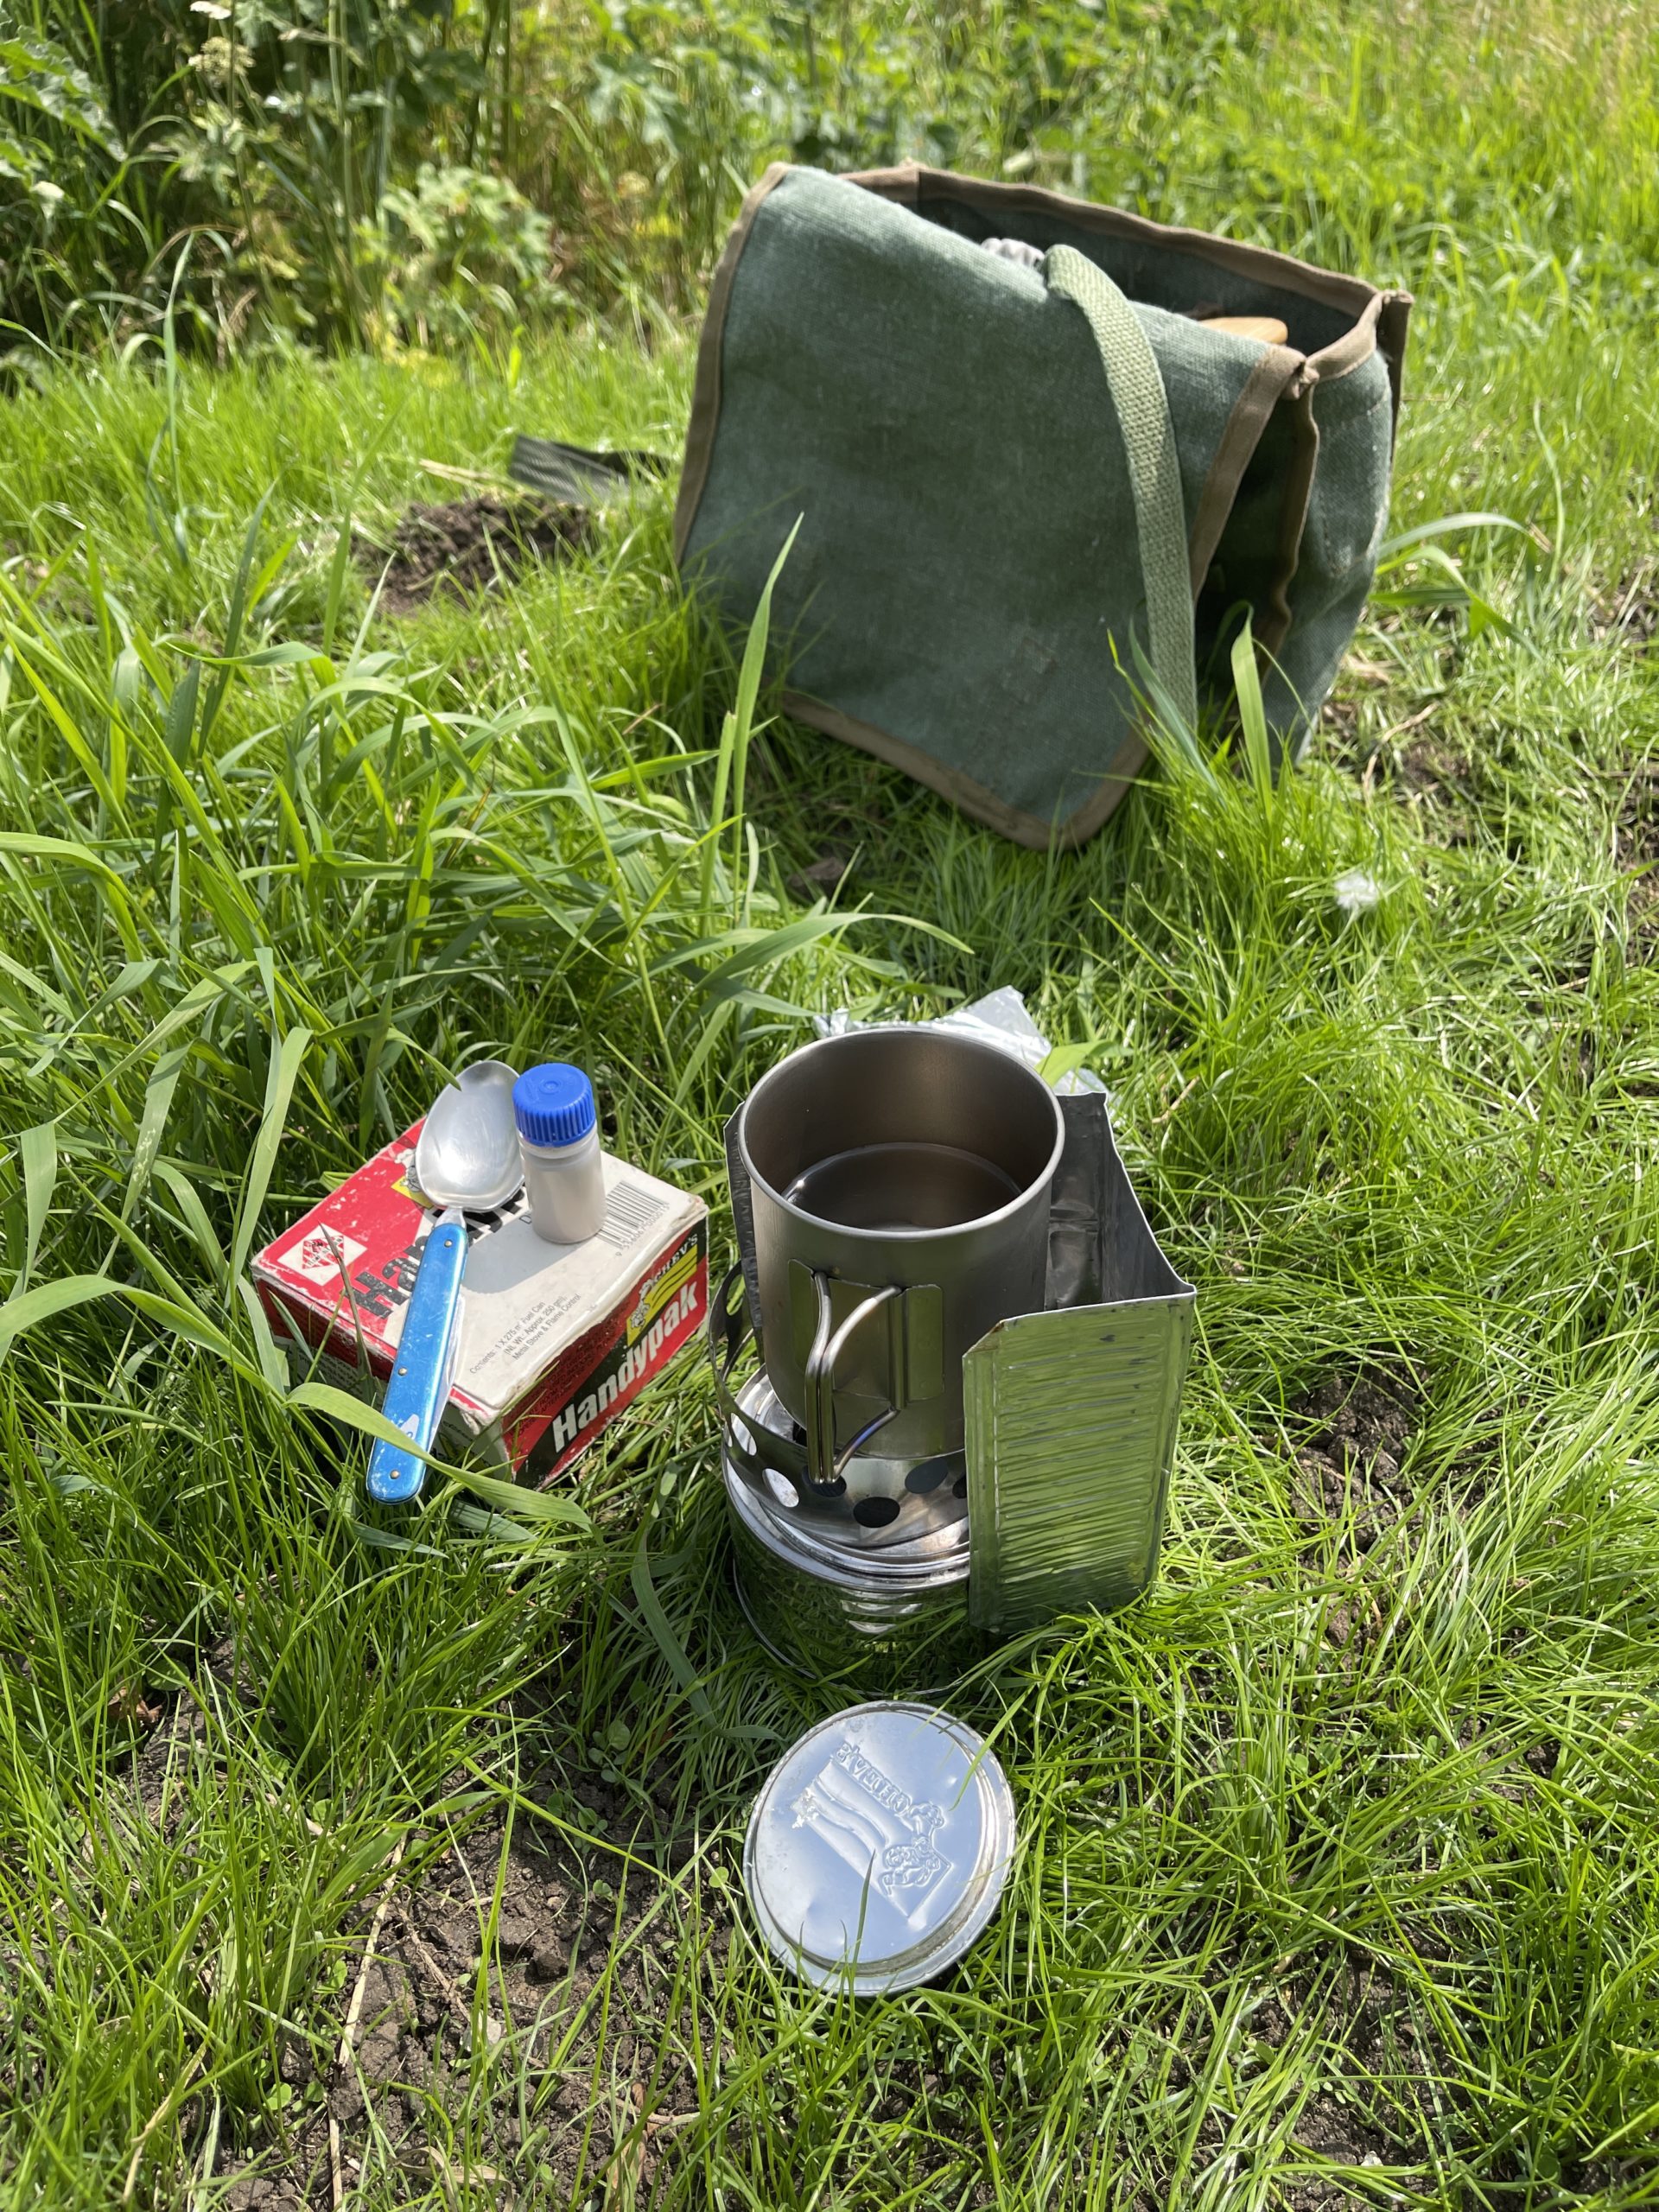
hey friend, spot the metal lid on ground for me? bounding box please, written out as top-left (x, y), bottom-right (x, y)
top-left (742, 1700), bottom-right (1015, 1994)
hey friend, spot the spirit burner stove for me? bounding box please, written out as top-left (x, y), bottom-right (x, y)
top-left (714, 1027), bottom-right (1195, 1680)
top-left (718, 1363), bottom-right (976, 1677)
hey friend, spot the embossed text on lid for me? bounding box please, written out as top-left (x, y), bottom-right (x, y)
top-left (742, 1700), bottom-right (1015, 1994)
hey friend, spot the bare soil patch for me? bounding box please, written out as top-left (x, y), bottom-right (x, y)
top-left (1395, 733), bottom-right (1468, 801)
top-left (1168, 1960), bottom-right (1446, 2209)
top-left (1590, 568), bottom-right (1659, 646)
top-left (1615, 760), bottom-right (1659, 955)
top-left (1387, 728), bottom-right (1477, 846)
top-left (216, 1794), bottom-right (729, 2207)
top-left (1319, 692), bottom-right (1363, 767)
top-left (365, 495), bottom-right (590, 615)
top-left (1282, 1367), bottom-right (1424, 1660)
top-left (1289, 1366), bottom-right (1421, 1556)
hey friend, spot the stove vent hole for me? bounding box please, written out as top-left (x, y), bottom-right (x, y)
top-left (904, 1454), bottom-right (954, 1496)
top-left (852, 1495), bottom-right (902, 1529)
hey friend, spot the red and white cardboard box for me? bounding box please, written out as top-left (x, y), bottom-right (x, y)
top-left (253, 1124), bottom-right (707, 1484)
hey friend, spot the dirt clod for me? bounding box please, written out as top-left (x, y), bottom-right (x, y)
top-left (222, 2176), bottom-right (307, 2211)
top-left (528, 1939), bottom-right (565, 1984)
top-left (277, 2037), bottom-right (314, 2088)
top-left (495, 1911), bottom-right (538, 1961)
top-left (366, 494), bottom-right (590, 614)
top-left (353, 1956), bottom-right (416, 2085)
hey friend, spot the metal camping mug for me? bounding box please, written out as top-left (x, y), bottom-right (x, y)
top-left (734, 1028), bottom-right (1067, 1495)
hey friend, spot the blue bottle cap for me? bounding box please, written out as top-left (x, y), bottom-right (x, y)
top-left (513, 1062), bottom-right (596, 1148)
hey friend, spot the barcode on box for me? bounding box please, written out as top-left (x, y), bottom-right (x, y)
top-left (600, 1182), bottom-right (670, 1249)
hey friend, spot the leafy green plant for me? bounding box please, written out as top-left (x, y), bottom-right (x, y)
top-left (162, 0), bottom-right (503, 345)
top-left (0, 24), bottom-right (135, 345)
top-left (1, 0), bottom-right (515, 349)
top-left (10, 0), bottom-right (1659, 352)
top-left (355, 158), bottom-right (561, 349)
top-left (0, 29), bottom-right (124, 191)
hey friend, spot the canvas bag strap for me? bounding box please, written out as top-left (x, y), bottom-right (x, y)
top-left (1043, 245), bottom-right (1198, 728)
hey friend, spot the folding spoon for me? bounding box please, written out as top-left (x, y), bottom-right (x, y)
top-left (365, 1060), bottom-right (522, 1504)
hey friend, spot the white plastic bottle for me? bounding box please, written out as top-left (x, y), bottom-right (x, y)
top-left (512, 1062), bottom-right (607, 1244)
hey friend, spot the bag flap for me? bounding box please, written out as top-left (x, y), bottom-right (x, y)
top-left (678, 166), bottom-right (1290, 844)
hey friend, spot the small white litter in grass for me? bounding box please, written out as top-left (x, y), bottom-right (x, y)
top-left (1333, 867), bottom-right (1384, 918)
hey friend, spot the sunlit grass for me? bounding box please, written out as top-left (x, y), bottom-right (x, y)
top-left (4, 3), bottom-right (1659, 2206)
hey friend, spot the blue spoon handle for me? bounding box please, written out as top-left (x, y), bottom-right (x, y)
top-left (365, 1205), bottom-right (467, 1504)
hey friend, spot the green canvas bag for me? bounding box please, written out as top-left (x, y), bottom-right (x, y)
top-left (674, 162), bottom-right (1411, 849)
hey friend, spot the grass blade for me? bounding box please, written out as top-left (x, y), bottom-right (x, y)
top-left (228, 1025), bottom-right (314, 1293)
top-left (13, 1122), bottom-right (56, 1300)
top-left (121, 1044), bottom-right (188, 1224)
top-left (1230, 618), bottom-right (1276, 804)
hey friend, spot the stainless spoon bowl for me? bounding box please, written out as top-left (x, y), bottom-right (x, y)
top-left (414, 1058), bottom-right (524, 1212)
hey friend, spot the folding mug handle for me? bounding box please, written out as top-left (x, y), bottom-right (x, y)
top-left (795, 1265), bottom-right (944, 1497)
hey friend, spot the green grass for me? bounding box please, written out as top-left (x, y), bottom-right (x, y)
top-left (5, 2), bottom-right (1659, 2207)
